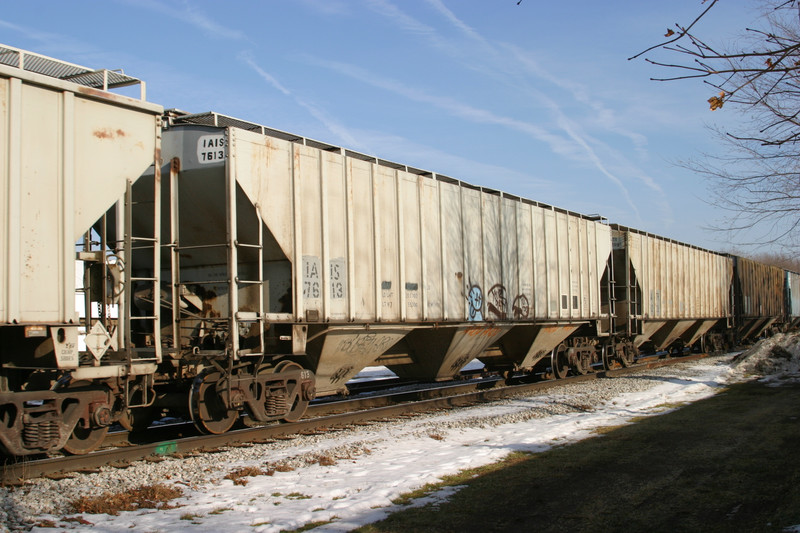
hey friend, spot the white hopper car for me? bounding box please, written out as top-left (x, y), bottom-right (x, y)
top-left (0, 45), bottom-right (777, 457)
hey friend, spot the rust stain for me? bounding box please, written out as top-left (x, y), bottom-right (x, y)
top-left (93, 128), bottom-right (114, 139)
top-left (92, 128), bottom-right (128, 140)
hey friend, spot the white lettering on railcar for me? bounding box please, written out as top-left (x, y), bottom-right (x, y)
top-left (196, 134), bottom-right (227, 164)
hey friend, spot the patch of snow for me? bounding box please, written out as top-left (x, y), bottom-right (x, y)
top-left (730, 332), bottom-right (800, 385)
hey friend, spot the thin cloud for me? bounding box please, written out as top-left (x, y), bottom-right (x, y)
top-left (123, 0), bottom-right (249, 41)
top-left (0, 19), bottom-right (95, 57)
top-left (304, 56), bottom-right (577, 155)
top-left (364, 0), bottom-right (462, 58)
top-left (239, 52), bottom-right (362, 149)
top-left (373, 0), bottom-right (660, 223)
top-left (304, 55), bottom-right (655, 219)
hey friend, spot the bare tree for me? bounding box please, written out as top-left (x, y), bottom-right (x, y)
top-left (631, 0), bottom-right (800, 250)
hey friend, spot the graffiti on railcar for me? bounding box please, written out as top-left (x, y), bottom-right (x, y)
top-left (334, 333), bottom-right (397, 356)
top-left (330, 364), bottom-right (355, 384)
top-left (512, 294), bottom-right (530, 319)
top-left (487, 284), bottom-right (508, 319)
top-left (465, 282), bottom-right (483, 321)
top-left (449, 354), bottom-right (472, 372)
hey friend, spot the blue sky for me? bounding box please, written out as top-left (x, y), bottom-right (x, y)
top-left (1, 0), bottom-right (763, 252)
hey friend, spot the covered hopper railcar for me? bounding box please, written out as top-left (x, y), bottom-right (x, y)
top-left (609, 226), bottom-right (734, 357)
top-left (136, 111), bottom-right (618, 435)
top-left (732, 256), bottom-right (787, 340)
top-left (1, 44), bottom-right (797, 458)
top-left (0, 46), bottom-right (163, 455)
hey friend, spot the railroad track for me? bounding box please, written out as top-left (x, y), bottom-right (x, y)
top-left (0, 354), bottom-right (708, 484)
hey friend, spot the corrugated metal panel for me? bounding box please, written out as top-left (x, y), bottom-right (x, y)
top-left (613, 226), bottom-right (732, 321)
top-left (228, 127), bottom-right (611, 325)
top-left (788, 271), bottom-right (800, 318)
top-left (0, 62), bottom-right (161, 324)
top-left (734, 256), bottom-right (784, 319)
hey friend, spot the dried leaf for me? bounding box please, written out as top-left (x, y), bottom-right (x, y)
top-left (664, 28), bottom-right (675, 37)
top-left (708, 94), bottom-right (724, 111)
top-left (766, 58), bottom-right (774, 68)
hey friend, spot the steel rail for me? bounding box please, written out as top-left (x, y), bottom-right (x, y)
top-left (0, 354), bottom-right (708, 484)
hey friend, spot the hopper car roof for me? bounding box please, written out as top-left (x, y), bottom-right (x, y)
top-left (610, 223), bottom-right (729, 256)
top-left (168, 109), bottom-right (609, 224)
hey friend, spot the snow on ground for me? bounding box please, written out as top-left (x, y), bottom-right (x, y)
top-left (4, 334), bottom-right (799, 533)
top-left (730, 332), bottom-right (800, 384)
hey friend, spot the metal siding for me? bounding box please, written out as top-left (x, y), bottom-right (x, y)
top-left (482, 194), bottom-right (502, 320)
top-left (323, 151), bottom-right (347, 321)
top-left (375, 165), bottom-right (399, 321)
top-left (567, 215), bottom-right (578, 318)
top-left (788, 271), bottom-right (800, 318)
top-left (18, 83), bottom-right (61, 319)
top-left (595, 223), bottom-right (611, 317)
top-left (544, 209), bottom-right (559, 318)
top-left (0, 64), bottom-right (161, 325)
top-left (584, 220), bottom-right (594, 317)
top-left (735, 257), bottom-right (784, 318)
top-left (501, 198), bottom-right (519, 320)
top-left (516, 202), bottom-right (533, 320)
top-left (531, 206), bottom-right (547, 319)
top-left (399, 173), bottom-right (422, 321)
top-left (440, 181), bottom-right (463, 320)
top-left (0, 78), bottom-right (6, 322)
top-left (229, 129), bottom-right (612, 327)
top-left (462, 187), bottom-right (483, 320)
top-left (297, 145), bottom-right (323, 315)
top-left (350, 158), bottom-right (376, 320)
top-left (233, 132), bottom-right (294, 258)
top-left (618, 228), bottom-right (731, 320)
top-left (72, 97), bottom-right (157, 240)
top-left (421, 178), bottom-right (442, 319)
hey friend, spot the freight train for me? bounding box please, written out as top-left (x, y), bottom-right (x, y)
top-left (1, 45), bottom-right (797, 457)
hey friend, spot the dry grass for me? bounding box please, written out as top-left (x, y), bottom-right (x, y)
top-left (69, 483), bottom-right (183, 515)
top-left (224, 466), bottom-right (271, 486)
top-left (62, 516), bottom-right (93, 525)
top-left (317, 454), bottom-right (337, 466)
top-left (359, 380), bottom-right (800, 532)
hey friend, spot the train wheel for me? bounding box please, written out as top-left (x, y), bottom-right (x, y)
top-left (601, 345), bottom-right (612, 371)
top-left (189, 372), bottom-right (238, 435)
top-left (62, 424), bottom-right (109, 455)
top-left (274, 361), bottom-right (309, 423)
top-left (551, 344), bottom-right (569, 379)
top-left (118, 385), bottom-right (155, 432)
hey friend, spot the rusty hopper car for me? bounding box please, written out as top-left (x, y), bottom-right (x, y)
top-left (0, 46), bottom-right (163, 455)
top-left (609, 225), bottom-right (733, 359)
top-left (732, 256), bottom-right (786, 340)
top-left (787, 271), bottom-right (800, 329)
top-left (141, 110), bottom-right (614, 434)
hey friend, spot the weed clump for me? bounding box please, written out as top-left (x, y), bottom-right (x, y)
top-left (69, 483), bottom-right (183, 515)
top-left (225, 466), bottom-right (270, 486)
